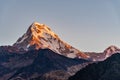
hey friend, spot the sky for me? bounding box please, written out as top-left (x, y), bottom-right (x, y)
top-left (0, 0), bottom-right (120, 52)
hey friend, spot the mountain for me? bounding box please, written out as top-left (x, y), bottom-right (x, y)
top-left (0, 22), bottom-right (91, 80)
top-left (13, 22), bottom-right (89, 59)
top-left (103, 45), bottom-right (120, 59)
top-left (68, 53), bottom-right (120, 80)
top-left (86, 45), bottom-right (120, 61)
top-left (0, 49), bottom-right (88, 80)
top-left (2, 22), bottom-right (120, 80)
top-left (0, 48), bottom-right (38, 80)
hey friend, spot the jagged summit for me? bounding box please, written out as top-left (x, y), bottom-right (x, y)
top-left (13, 22), bottom-right (59, 49)
top-left (13, 22), bottom-right (89, 59)
top-left (30, 22), bottom-right (59, 38)
top-left (104, 45), bottom-right (120, 59)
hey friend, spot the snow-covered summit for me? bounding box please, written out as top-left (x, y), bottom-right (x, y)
top-left (104, 45), bottom-right (120, 59)
top-left (13, 22), bottom-right (89, 59)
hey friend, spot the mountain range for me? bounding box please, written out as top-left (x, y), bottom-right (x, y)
top-left (69, 53), bottom-right (120, 80)
top-left (8, 49), bottom-right (88, 80)
top-left (86, 45), bottom-right (120, 61)
top-left (0, 22), bottom-right (120, 80)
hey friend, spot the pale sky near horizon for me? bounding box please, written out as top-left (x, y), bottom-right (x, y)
top-left (0, 0), bottom-right (120, 52)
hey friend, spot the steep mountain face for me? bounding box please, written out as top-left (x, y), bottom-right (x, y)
top-left (13, 22), bottom-right (89, 59)
top-left (68, 53), bottom-right (120, 80)
top-left (6, 49), bottom-right (88, 80)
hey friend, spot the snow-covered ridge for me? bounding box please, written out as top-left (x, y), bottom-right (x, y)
top-left (13, 22), bottom-right (89, 59)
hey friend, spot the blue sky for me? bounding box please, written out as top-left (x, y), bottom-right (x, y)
top-left (0, 0), bottom-right (120, 52)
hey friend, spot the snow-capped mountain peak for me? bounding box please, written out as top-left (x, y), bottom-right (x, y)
top-left (13, 22), bottom-right (89, 59)
top-left (30, 22), bottom-right (59, 39)
top-left (104, 45), bottom-right (120, 58)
